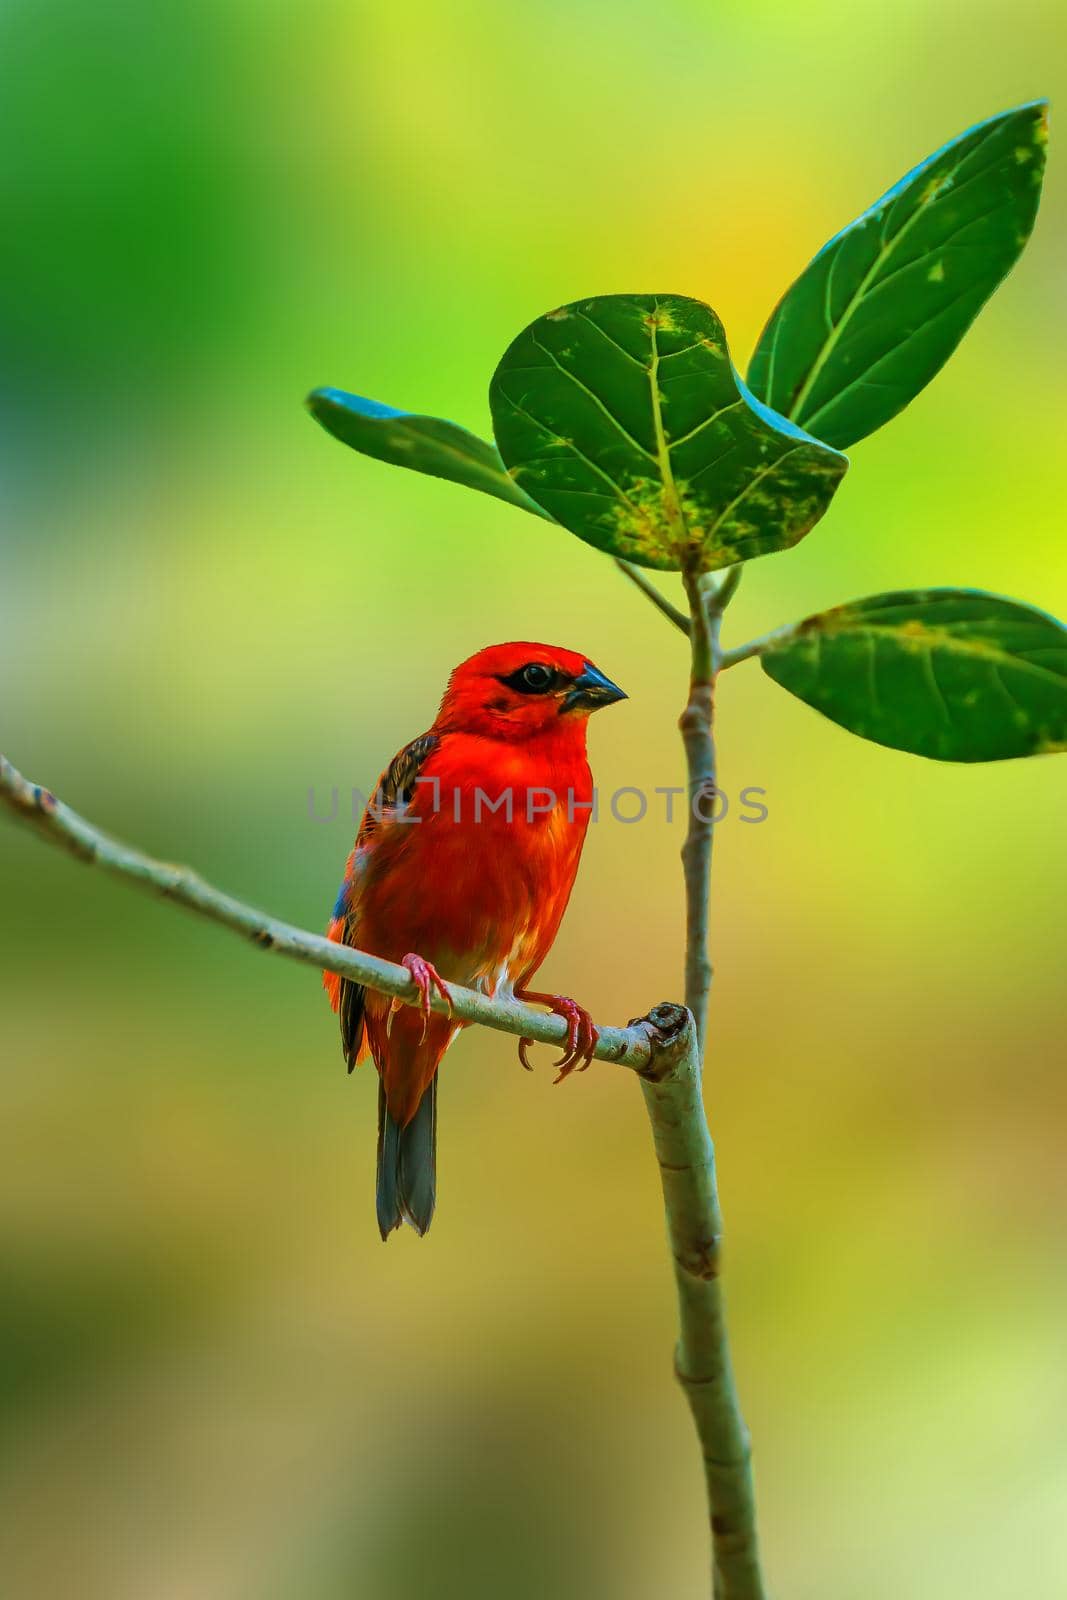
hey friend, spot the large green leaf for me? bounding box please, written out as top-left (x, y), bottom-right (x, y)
top-left (306, 387), bottom-right (552, 520)
top-left (489, 294), bottom-right (847, 573)
top-left (748, 101), bottom-right (1048, 449)
top-left (759, 589), bottom-right (1067, 761)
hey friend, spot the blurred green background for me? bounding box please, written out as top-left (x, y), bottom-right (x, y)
top-left (1, 2), bottom-right (1065, 1596)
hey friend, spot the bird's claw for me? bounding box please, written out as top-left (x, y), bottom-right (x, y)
top-left (515, 992), bottom-right (599, 1082)
top-left (550, 995), bottom-right (599, 1083)
top-left (401, 953), bottom-right (453, 1043)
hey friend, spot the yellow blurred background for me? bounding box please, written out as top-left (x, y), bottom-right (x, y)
top-left (2, 3), bottom-right (1065, 1596)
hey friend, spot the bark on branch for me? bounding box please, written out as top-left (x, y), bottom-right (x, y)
top-left (679, 569), bottom-right (721, 1053)
top-left (0, 754), bottom-right (650, 1070)
top-left (640, 1004), bottom-right (765, 1599)
top-left (666, 565), bottom-right (768, 1599)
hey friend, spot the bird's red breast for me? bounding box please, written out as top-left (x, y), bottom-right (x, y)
top-left (325, 642), bottom-right (625, 1153)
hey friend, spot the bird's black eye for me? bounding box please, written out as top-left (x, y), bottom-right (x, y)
top-left (498, 662), bottom-right (558, 695)
top-left (521, 663), bottom-right (553, 691)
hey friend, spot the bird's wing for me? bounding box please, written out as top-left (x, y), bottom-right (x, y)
top-left (326, 730), bottom-right (441, 1068)
top-left (357, 730), bottom-right (441, 845)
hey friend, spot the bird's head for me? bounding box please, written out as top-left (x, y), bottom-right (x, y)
top-left (435, 642), bottom-right (627, 742)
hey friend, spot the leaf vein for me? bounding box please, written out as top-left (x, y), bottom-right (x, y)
top-left (530, 333), bottom-right (658, 465)
top-left (498, 393), bottom-right (647, 519)
top-left (800, 282), bottom-right (980, 436)
top-left (573, 308), bottom-right (648, 370)
top-left (787, 116), bottom-right (1022, 423)
top-left (668, 399), bottom-right (745, 450)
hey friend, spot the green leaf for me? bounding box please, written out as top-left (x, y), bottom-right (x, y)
top-left (488, 294), bottom-right (847, 573)
top-left (760, 589), bottom-right (1067, 762)
top-left (306, 387), bottom-right (553, 520)
top-left (747, 101), bottom-right (1048, 449)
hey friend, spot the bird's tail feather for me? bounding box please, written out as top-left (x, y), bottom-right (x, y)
top-left (376, 1076), bottom-right (437, 1239)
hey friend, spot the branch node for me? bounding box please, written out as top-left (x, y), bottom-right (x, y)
top-left (630, 1001), bottom-right (694, 1081)
top-left (675, 1355), bottom-right (722, 1390)
top-left (1, 757), bottom-right (59, 818)
top-left (679, 697), bottom-right (713, 734)
top-left (674, 1238), bottom-right (723, 1281)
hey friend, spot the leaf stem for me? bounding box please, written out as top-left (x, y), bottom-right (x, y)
top-left (708, 564), bottom-right (744, 613)
top-left (614, 557), bottom-right (691, 635)
top-left (718, 622), bottom-right (798, 672)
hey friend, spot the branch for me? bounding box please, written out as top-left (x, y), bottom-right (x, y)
top-left (679, 569), bottom-right (721, 1052)
top-left (718, 621), bottom-right (796, 673)
top-left (614, 557), bottom-right (691, 634)
top-left (639, 1005), bottom-right (766, 1599)
top-left (670, 567), bottom-right (767, 1598)
top-left (0, 754), bottom-right (651, 1071)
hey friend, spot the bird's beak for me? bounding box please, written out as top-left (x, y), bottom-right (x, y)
top-left (562, 662), bottom-right (628, 714)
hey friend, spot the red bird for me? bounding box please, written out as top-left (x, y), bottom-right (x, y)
top-left (324, 642), bottom-right (626, 1238)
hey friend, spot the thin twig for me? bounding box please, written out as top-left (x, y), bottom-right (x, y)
top-left (708, 564), bottom-right (743, 612)
top-left (718, 621), bottom-right (798, 672)
top-left (0, 754), bottom-right (651, 1071)
top-left (614, 557), bottom-right (691, 634)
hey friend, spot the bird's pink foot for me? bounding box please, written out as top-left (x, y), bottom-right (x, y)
top-left (401, 953), bottom-right (453, 1042)
top-left (515, 990), bottom-right (599, 1082)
